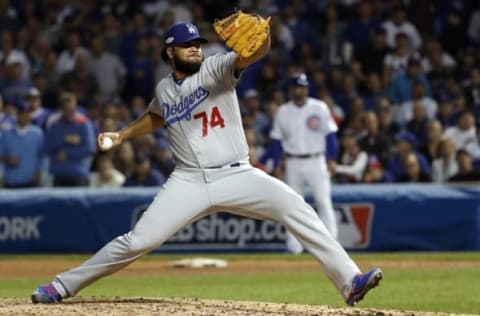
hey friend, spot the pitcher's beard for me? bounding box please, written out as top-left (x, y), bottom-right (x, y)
top-left (174, 55), bottom-right (202, 75)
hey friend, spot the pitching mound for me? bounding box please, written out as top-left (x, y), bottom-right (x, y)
top-left (0, 297), bottom-right (470, 316)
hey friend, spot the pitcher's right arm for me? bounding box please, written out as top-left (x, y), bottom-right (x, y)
top-left (98, 111), bottom-right (165, 151)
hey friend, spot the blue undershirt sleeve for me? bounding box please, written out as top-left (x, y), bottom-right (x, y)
top-left (326, 132), bottom-right (338, 161)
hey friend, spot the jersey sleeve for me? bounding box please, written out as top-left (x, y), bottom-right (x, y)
top-left (147, 81), bottom-right (164, 117)
top-left (318, 100), bottom-right (338, 134)
top-left (203, 52), bottom-right (238, 89)
top-left (147, 96), bottom-right (162, 117)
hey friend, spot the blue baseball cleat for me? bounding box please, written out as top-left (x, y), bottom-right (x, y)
top-left (346, 268), bottom-right (383, 306)
top-left (31, 283), bottom-right (63, 304)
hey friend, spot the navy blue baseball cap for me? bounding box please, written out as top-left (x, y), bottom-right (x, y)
top-left (161, 22), bottom-right (208, 62)
top-left (16, 100), bottom-right (32, 112)
top-left (288, 73), bottom-right (310, 88)
top-left (394, 131), bottom-right (418, 147)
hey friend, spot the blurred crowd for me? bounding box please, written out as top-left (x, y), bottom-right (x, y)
top-left (2, 0), bottom-right (480, 188)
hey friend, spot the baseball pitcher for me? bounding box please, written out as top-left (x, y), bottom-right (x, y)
top-left (31, 12), bottom-right (382, 306)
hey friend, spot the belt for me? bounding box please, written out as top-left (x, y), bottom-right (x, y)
top-left (285, 152), bottom-right (322, 159)
top-left (206, 162), bottom-right (241, 169)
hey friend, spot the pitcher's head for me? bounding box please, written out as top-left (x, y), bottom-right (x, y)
top-left (161, 23), bottom-right (208, 75)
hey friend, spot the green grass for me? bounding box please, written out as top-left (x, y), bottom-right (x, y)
top-left (2, 252), bottom-right (480, 314)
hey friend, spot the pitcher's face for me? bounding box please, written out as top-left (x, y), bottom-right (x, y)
top-left (169, 40), bottom-right (203, 75)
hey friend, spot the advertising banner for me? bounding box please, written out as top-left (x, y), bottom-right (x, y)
top-left (1, 185), bottom-right (479, 253)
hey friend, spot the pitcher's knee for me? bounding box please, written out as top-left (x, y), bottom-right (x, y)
top-left (120, 231), bottom-right (157, 255)
top-left (272, 191), bottom-right (309, 220)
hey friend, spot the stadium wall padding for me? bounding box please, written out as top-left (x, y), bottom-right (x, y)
top-left (0, 184), bottom-right (479, 253)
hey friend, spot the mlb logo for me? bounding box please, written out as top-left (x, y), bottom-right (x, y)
top-left (335, 203), bottom-right (374, 249)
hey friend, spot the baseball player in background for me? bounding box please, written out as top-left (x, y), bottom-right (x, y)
top-left (268, 73), bottom-right (339, 254)
top-left (31, 15), bottom-right (381, 307)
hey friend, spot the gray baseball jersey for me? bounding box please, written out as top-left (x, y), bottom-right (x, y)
top-left (148, 52), bottom-right (249, 168)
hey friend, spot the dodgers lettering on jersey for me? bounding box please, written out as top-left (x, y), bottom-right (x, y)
top-left (148, 52), bottom-right (249, 168)
top-left (270, 98), bottom-right (337, 154)
top-left (162, 86), bottom-right (210, 126)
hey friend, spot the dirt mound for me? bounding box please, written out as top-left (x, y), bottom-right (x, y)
top-left (0, 297), bottom-right (470, 316)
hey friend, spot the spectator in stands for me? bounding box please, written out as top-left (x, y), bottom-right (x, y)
top-left (151, 138), bottom-right (174, 179)
top-left (0, 30), bottom-right (31, 79)
top-left (31, 70), bottom-right (59, 110)
top-left (465, 68), bottom-right (480, 110)
top-left (29, 36), bottom-right (53, 76)
top-left (151, 36), bottom-right (171, 84)
top-left (397, 153), bottom-right (432, 183)
top-left (455, 49), bottom-right (476, 89)
top-left (114, 141), bottom-right (136, 178)
top-left (354, 26), bottom-right (389, 76)
top-left (362, 154), bottom-right (394, 183)
top-left (125, 35), bottom-right (154, 101)
top-left (90, 154), bottom-right (125, 188)
top-left (383, 32), bottom-right (412, 79)
top-left (438, 4), bottom-right (469, 57)
top-left (255, 61), bottom-right (278, 99)
top-left (421, 37), bottom-right (456, 75)
top-left (102, 13), bottom-right (123, 57)
top-left (334, 130), bottom-right (368, 183)
top-left (242, 89), bottom-right (269, 145)
top-left (268, 7), bottom-right (294, 54)
top-left (132, 134), bottom-right (156, 158)
top-left (45, 93), bottom-right (96, 186)
top-left (448, 149), bottom-right (480, 182)
top-left (0, 54), bottom-right (33, 103)
top-left (200, 24), bottom-right (228, 58)
top-left (436, 95), bottom-right (457, 128)
top-left (382, 5), bottom-right (422, 51)
top-left (387, 131), bottom-right (430, 181)
top-left (0, 93), bottom-right (14, 131)
top-left (389, 56), bottom-right (433, 106)
top-left (405, 101), bottom-right (430, 147)
top-left (339, 96), bottom-right (366, 135)
top-left (468, 7), bottom-right (480, 45)
top-left (419, 120), bottom-right (443, 164)
top-left (26, 87), bottom-right (50, 129)
top-left (319, 4), bottom-right (347, 66)
top-left (56, 31), bottom-right (89, 76)
top-left (60, 51), bottom-right (99, 107)
top-left (345, 0), bottom-right (381, 51)
top-left (124, 153), bottom-right (165, 187)
top-left (0, 101), bottom-right (44, 188)
top-left (432, 137), bottom-right (458, 183)
top-left (376, 98), bottom-right (401, 141)
top-left (362, 73), bottom-right (387, 110)
top-left (121, 11), bottom-right (155, 71)
top-left (397, 81), bottom-right (438, 126)
top-left (336, 73), bottom-right (362, 115)
top-left (282, 3), bottom-right (317, 56)
top-left (443, 110), bottom-right (480, 161)
top-left (358, 111), bottom-right (391, 167)
top-left (151, 0), bottom-right (192, 25)
top-left (88, 35), bottom-right (127, 103)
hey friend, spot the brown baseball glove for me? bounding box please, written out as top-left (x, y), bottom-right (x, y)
top-left (213, 10), bottom-right (271, 58)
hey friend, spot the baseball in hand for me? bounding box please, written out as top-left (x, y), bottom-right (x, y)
top-left (101, 136), bottom-right (113, 150)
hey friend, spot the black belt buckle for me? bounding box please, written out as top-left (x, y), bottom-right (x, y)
top-left (286, 152), bottom-right (321, 159)
top-left (208, 162), bottom-right (240, 169)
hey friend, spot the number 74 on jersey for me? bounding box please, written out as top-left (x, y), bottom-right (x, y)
top-left (193, 106), bottom-right (225, 137)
